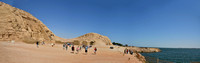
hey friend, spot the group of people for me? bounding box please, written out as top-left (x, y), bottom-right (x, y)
top-left (124, 48), bottom-right (134, 55)
top-left (63, 43), bottom-right (70, 50)
top-left (36, 41), bottom-right (46, 48)
top-left (36, 41), bottom-right (56, 48)
top-left (71, 45), bottom-right (81, 54)
top-left (36, 42), bottom-right (98, 54)
top-left (63, 43), bottom-right (98, 54)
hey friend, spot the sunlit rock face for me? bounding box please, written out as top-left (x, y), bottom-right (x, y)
top-left (0, 2), bottom-right (59, 42)
top-left (0, 2), bottom-right (113, 45)
top-left (67, 33), bottom-right (113, 46)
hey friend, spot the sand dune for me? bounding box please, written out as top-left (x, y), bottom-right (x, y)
top-left (0, 41), bottom-right (142, 63)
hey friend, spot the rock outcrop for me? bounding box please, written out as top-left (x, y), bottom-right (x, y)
top-left (128, 47), bottom-right (161, 53)
top-left (67, 33), bottom-right (113, 46)
top-left (0, 2), bottom-right (60, 42)
top-left (0, 2), bottom-right (113, 45)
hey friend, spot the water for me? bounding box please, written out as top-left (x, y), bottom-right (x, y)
top-left (141, 48), bottom-right (200, 63)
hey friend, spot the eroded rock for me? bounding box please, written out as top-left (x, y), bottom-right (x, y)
top-left (0, 2), bottom-right (57, 42)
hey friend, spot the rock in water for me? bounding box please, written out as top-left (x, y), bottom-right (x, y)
top-left (0, 2), bottom-right (58, 42)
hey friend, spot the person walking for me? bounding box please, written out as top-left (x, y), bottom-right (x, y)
top-left (85, 46), bottom-right (88, 54)
top-left (129, 49), bottom-right (133, 55)
top-left (72, 45), bottom-right (75, 53)
top-left (124, 48), bottom-right (127, 54)
top-left (69, 43), bottom-right (71, 47)
top-left (94, 47), bottom-right (97, 54)
top-left (63, 43), bottom-right (66, 50)
top-left (79, 46), bottom-right (82, 51)
top-left (66, 45), bottom-right (68, 51)
top-left (36, 41), bottom-right (39, 48)
top-left (76, 46), bottom-right (80, 54)
top-left (51, 43), bottom-right (55, 47)
top-left (126, 49), bottom-right (129, 54)
top-left (124, 48), bottom-right (128, 56)
top-left (42, 41), bottom-right (45, 45)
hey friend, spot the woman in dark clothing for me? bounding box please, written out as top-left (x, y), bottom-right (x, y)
top-left (72, 45), bottom-right (75, 53)
top-left (129, 49), bottom-right (133, 55)
top-left (36, 41), bottom-right (39, 48)
top-left (85, 46), bottom-right (88, 54)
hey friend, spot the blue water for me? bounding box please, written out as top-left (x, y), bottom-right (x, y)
top-left (141, 48), bottom-right (200, 63)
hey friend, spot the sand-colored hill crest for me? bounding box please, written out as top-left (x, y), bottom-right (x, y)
top-left (67, 33), bottom-right (112, 46)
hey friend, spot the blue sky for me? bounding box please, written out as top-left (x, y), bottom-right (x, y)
top-left (1, 0), bottom-right (200, 48)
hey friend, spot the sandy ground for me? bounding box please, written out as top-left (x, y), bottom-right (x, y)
top-left (0, 41), bottom-right (142, 63)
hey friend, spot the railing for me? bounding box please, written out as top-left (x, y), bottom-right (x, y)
top-left (144, 56), bottom-right (173, 63)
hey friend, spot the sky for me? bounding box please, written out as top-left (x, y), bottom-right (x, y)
top-left (1, 0), bottom-right (200, 48)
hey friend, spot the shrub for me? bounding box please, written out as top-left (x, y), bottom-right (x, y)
top-left (112, 42), bottom-right (123, 46)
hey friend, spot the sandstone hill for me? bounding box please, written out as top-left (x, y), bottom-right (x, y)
top-left (0, 2), bottom-right (113, 45)
top-left (66, 33), bottom-right (112, 46)
top-left (0, 2), bottom-right (61, 42)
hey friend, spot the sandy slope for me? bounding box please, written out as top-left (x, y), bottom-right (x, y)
top-left (0, 41), bottom-right (142, 63)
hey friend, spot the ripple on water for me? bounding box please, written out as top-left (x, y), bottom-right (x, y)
top-left (141, 48), bottom-right (200, 63)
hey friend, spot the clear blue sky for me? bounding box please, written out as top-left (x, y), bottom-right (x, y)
top-left (1, 0), bottom-right (200, 48)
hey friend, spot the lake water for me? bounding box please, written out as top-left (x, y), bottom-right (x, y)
top-left (141, 48), bottom-right (200, 63)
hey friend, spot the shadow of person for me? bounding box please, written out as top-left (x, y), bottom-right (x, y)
top-left (70, 52), bottom-right (74, 54)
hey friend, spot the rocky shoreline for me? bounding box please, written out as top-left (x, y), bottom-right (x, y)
top-left (128, 47), bottom-right (161, 53)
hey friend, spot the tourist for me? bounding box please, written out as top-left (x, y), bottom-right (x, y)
top-left (51, 43), bottom-right (55, 47)
top-left (36, 41), bottom-right (39, 48)
top-left (129, 49), bottom-right (133, 55)
top-left (76, 46), bottom-right (80, 54)
top-left (72, 45), bottom-right (75, 53)
top-left (42, 41), bottom-right (45, 45)
top-left (94, 47), bottom-right (97, 54)
top-left (124, 48), bottom-right (127, 54)
top-left (82, 45), bottom-right (86, 48)
top-left (66, 45), bottom-right (68, 51)
top-left (79, 46), bottom-right (82, 51)
top-left (126, 49), bottom-right (129, 54)
top-left (63, 43), bottom-right (66, 50)
top-left (85, 46), bottom-right (88, 54)
top-left (69, 43), bottom-right (71, 47)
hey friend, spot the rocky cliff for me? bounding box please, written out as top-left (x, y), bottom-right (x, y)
top-left (0, 2), bottom-right (113, 45)
top-left (128, 47), bottom-right (161, 53)
top-left (0, 2), bottom-right (60, 42)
